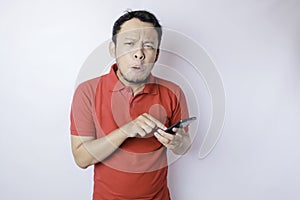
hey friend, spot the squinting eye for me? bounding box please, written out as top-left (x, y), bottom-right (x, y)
top-left (144, 44), bottom-right (154, 49)
top-left (124, 42), bottom-right (134, 46)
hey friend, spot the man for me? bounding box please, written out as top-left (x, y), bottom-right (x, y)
top-left (70, 10), bottom-right (191, 200)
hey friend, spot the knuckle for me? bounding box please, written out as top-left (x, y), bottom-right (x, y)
top-left (148, 121), bottom-right (156, 128)
top-left (137, 115), bottom-right (143, 121)
top-left (144, 127), bottom-right (151, 133)
top-left (140, 131), bottom-right (146, 137)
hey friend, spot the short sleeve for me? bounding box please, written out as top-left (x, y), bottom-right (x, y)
top-left (171, 87), bottom-right (190, 132)
top-left (70, 81), bottom-right (97, 137)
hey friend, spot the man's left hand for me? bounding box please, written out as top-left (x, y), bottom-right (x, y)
top-left (154, 127), bottom-right (186, 151)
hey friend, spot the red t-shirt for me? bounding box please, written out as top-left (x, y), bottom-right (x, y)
top-left (70, 64), bottom-right (189, 200)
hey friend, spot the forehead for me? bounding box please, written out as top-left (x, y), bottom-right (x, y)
top-left (117, 18), bottom-right (158, 40)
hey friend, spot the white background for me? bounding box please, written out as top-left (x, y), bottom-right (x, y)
top-left (1, 0), bottom-right (300, 199)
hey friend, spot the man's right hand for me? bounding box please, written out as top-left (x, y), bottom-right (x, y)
top-left (119, 113), bottom-right (166, 138)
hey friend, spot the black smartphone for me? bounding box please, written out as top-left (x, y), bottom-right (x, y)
top-left (165, 117), bottom-right (197, 134)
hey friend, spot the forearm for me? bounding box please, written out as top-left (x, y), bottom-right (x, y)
top-left (72, 113), bottom-right (162, 168)
top-left (72, 129), bottom-right (128, 168)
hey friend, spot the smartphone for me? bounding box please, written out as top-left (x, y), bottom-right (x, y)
top-left (165, 117), bottom-right (197, 134)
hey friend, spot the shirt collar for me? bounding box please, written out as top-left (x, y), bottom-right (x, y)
top-left (108, 63), bottom-right (158, 95)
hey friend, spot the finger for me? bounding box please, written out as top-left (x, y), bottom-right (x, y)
top-left (130, 122), bottom-right (147, 137)
top-left (172, 127), bottom-right (178, 133)
top-left (172, 127), bottom-right (185, 135)
top-left (143, 113), bottom-right (167, 130)
top-left (138, 114), bottom-right (157, 129)
top-left (137, 130), bottom-right (147, 137)
top-left (154, 132), bottom-right (179, 149)
top-left (154, 131), bottom-right (170, 145)
top-left (157, 129), bottom-right (175, 140)
top-left (134, 120), bottom-right (153, 134)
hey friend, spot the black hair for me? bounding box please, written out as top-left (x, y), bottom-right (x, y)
top-left (112, 10), bottom-right (162, 47)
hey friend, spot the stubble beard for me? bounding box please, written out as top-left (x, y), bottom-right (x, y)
top-left (118, 69), bottom-right (151, 84)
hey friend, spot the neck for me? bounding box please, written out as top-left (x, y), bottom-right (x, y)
top-left (116, 70), bottom-right (145, 95)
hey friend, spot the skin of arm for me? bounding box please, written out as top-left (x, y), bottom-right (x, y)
top-left (71, 129), bottom-right (127, 169)
top-left (71, 113), bottom-right (165, 169)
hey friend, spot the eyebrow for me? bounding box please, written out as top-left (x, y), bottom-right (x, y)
top-left (144, 41), bottom-right (155, 44)
top-left (124, 37), bottom-right (137, 41)
top-left (123, 37), bottom-right (156, 45)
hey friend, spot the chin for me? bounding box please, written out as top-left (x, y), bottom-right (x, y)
top-left (125, 76), bottom-right (149, 84)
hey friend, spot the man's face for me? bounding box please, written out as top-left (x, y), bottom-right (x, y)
top-left (110, 18), bottom-right (159, 84)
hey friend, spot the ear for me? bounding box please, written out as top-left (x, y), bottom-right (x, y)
top-left (109, 41), bottom-right (116, 58)
top-left (154, 49), bottom-right (160, 62)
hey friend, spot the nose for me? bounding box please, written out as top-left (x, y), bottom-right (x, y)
top-left (133, 49), bottom-right (145, 60)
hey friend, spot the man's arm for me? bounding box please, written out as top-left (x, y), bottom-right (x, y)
top-left (71, 129), bottom-right (127, 169)
top-left (71, 113), bottom-right (165, 169)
